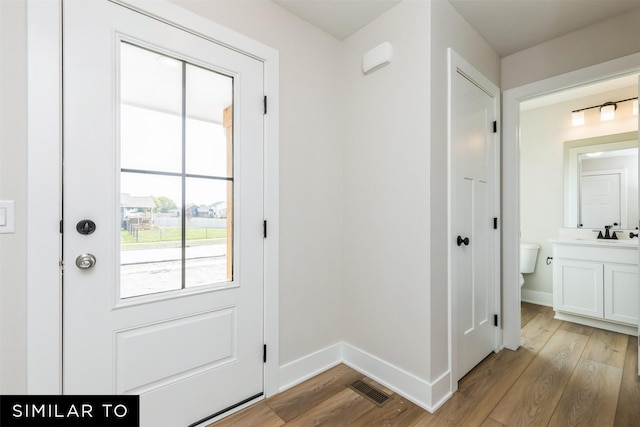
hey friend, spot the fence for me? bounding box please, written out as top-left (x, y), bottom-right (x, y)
top-left (123, 217), bottom-right (227, 244)
top-left (153, 217), bottom-right (227, 228)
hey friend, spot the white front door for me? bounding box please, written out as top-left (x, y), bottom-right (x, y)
top-left (451, 68), bottom-right (498, 381)
top-left (63, 1), bottom-right (265, 425)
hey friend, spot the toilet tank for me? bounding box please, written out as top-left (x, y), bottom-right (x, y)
top-left (520, 242), bottom-right (540, 274)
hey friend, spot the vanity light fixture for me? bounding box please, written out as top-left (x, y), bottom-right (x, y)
top-left (571, 96), bottom-right (638, 126)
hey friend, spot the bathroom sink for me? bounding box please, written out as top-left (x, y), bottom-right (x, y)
top-left (567, 238), bottom-right (638, 246)
top-left (550, 228), bottom-right (640, 247)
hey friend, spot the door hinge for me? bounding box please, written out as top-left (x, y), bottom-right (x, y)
top-left (492, 121), bottom-right (497, 133)
top-left (263, 344), bottom-right (267, 363)
top-left (264, 96), bottom-right (267, 115)
top-left (60, 219), bottom-right (63, 234)
top-left (263, 220), bottom-right (267, 238)
top-left (494, 314), bottom-right (499, 327)
top-left (493, 217), bottom-right (498, 230)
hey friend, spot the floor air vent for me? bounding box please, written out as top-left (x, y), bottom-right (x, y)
top-left (349, 379), bottom-right (392, 407)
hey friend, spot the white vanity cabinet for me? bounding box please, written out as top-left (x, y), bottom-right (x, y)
top-left (551, 239), bottom-right (638, 335)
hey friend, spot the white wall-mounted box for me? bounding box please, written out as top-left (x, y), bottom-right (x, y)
top-left (362, 42), bottom-right (393, 74)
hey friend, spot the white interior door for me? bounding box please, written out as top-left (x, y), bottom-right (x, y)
top-left (63, 1), bottom-right (264, 426)
top-left (451, 69), bottom-right (497, 381)
top-left (580, 172), bottom-right (621, 228)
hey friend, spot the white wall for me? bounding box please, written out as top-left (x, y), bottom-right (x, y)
top-left (169, 0), bottom-right (345, 369)
top-left (341, 0), bottom-right (431, 380)
top-left (502, 8), bottom-right (640, 90)
top-left (0, 0), bottom-right (27, 394)
top-left (340, 1), bottom-right (500, 406)
top-left (520, 86), bottom-right (638, 296)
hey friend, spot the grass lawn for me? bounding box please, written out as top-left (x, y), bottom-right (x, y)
top-left (121, 226), bottom-right (227, 245)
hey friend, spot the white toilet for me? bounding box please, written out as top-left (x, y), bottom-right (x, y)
top-left (520, 242), bottom-right (540, 287)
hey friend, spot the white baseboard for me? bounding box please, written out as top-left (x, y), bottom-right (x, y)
top-left (278, 342), bottom-right (453, 412)
top-left (342, 343), bottom-right (449, 412)
top-left (521, 289), bottom-right (553, 307)
top-left (278, 342), bottom-right (342, 392)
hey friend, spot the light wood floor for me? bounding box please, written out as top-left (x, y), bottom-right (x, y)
top-left (209, 303), bottom-right (640, 426)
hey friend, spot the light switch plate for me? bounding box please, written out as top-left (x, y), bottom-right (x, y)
top-left (0, 200), bottom-right (15, 234)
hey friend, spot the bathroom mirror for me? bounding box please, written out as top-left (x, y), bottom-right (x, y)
top-left (564, 131), bottom-right (638, 229)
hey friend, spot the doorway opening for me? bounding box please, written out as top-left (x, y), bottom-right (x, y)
top-left (519, 74), bottom-right (639, 310)
top-left (502, 53), bottom-right (640, 350)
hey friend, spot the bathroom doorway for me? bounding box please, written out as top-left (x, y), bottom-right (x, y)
top-left (519, 74), bottom-right (639, 309)
top-left (501, 54), bottom-right (640, 350)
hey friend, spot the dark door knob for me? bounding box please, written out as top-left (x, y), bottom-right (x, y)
top-left (457, 236), bottom-right (470, 246)
top-left (76, 219), bottom-right (96, 235)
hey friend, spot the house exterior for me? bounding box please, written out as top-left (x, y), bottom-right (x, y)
top-left (0, 0), bottom-right (639, 417)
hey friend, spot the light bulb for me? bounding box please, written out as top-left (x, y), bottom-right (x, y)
top-left (571, 110), bottom-right (585, 126)
top-left (600, 103), bottom-right (616, 121)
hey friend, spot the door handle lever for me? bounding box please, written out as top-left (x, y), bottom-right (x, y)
top-left (457, 236), bottom-right (470, 247)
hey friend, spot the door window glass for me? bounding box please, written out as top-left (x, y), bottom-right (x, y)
top-left (120, 42), bottom-right (234, 299)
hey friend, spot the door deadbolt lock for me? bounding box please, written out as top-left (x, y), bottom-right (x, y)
top-left (75, 253), bottom-right (97, 270)
top-left (76, 219), bottom-right (96, 235)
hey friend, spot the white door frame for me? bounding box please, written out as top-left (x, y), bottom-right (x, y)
top-left (502, 52), bottom-right (640, 350)
top-left (448, 48), bottom-right (501, 390)
top-left (26, 0), bottom-right (280, 397)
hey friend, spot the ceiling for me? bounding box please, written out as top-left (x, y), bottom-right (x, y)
top-left (270, 0), bottom-right (639, 111)
top-left (272, 0), bottom-right (640, 57)
top-left (271, 0), bottom-right (401, 40)
top-left (448, 0), bottom-right (640, 57)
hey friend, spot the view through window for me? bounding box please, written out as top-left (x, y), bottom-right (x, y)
top-left (119, 42), bottom-right (234, 298)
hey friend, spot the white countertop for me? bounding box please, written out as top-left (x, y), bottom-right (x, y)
top-left (550, 238), bottom-right (639, 248)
